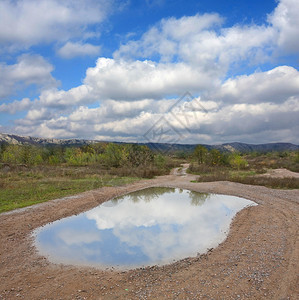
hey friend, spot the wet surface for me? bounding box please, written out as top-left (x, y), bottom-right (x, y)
top-left (34, 187), bottom-right (256, 269)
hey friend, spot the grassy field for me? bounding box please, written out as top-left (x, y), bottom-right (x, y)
top-left (1, 148), bottom-right (298, 213)
top-left (0, 165), bottom-right (140, 213)
top-left (189, 151), bottom-right (299, 189)
top-left (0, 142), bottom-right (182, 213)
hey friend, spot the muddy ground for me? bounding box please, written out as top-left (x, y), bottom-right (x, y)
top-left (0, 171), bottom-right (298, 299)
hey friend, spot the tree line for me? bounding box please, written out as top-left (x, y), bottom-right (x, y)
top-left (0, 142), bottom-right (168, 170)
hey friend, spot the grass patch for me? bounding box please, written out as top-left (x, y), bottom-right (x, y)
top-left (193, 167), bottom-right (299, 189)
top-left (230, 176), bottom-right (299, 189)
top-left (0, 165), bottom-right (140, 213)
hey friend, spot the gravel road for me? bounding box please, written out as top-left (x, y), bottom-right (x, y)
top-left (0, 171), bottom-right (298, 299)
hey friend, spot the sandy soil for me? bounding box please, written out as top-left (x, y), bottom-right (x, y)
top-left (0, 171), bottom-right (298, 300)
top-left (259, 168), bottom-right (299, 179)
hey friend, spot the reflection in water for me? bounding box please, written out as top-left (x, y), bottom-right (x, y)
top-left (114, 187), bottom-right (176, 204)
top-left (189, 191), bottom-right (210, 206)
top-left (34, 187), bottom-right (256, 269)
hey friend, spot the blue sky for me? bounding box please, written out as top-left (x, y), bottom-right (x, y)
top-left (0, 0), bottom-right (298, 144)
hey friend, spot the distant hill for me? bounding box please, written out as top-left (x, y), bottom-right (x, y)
top-left (139, 142), bottom-right (299, 153)
top-left (0, 133), bottom-right (298, 153)
top-left (0, 133), bottom-right (95, 147)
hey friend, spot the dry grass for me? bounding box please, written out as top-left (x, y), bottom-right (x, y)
top-left (190, 151), bottom-right (299, 189)
top-left (196, 172), bottom-right (299, 189)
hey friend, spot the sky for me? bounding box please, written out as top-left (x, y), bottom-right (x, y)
top-left (0, 0), bottom-right (298, 145)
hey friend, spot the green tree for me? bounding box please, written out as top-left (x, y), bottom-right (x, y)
top-left (154, 154), bottom-right (166, 169)
top-left (208, 149), bottom-right (222, 165)
top-left (102, 143), bottom-right (123, 167)
top-left (229, 154), bottom-right (248, 170)
top-left (194, 145), bottom-right (208, 164)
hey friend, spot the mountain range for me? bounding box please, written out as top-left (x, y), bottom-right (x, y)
top-left (0, 133), bottom-right (298, 153)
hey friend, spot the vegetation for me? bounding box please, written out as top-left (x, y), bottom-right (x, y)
top-left (190, 145), bottom-right (299, 189)
top-left (0, 142), bottom-right (179, 212)
top-left (1, 141), bottom-right (298, 213)
top-left (0, 142), bottom-right (176, 172)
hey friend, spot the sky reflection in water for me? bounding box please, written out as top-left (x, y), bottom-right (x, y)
top-left (34, 187), bottom-right (256, 269)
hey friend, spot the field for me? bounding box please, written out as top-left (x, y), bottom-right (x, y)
top-left (0, 165), bottom-right (141, 213)
top-left (188, 150), bottom-right (299, 189)
top-left (0, 143), bottom-right (179, 213)
top-left (0, 143), bottom-right (298, 213)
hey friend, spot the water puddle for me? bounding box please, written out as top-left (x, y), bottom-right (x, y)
top-left (33, 187), bottom-right (256, 269)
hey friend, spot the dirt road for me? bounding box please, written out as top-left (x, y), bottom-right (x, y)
top-left (0, 171), bottom-right (298, 299)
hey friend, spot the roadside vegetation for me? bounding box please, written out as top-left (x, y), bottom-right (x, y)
top-left (1, 142), bottom-right (298, 213)
top-left (0, 143), bottom-right (179, 213)
top-left (189, 145), bottom-right (299, 189)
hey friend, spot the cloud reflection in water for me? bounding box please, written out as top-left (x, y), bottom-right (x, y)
top-left (34, 187), bottom-right (256, 269)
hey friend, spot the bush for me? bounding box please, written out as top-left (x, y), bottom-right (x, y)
top-left (229, 154), bottom-right (248, 170)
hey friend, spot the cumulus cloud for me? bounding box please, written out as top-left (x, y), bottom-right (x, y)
top-left (57, 42), bottom-right (101, 59)
top-left (38, 85), bottom-right (94, 108)
top-left (114, 0), bottom-right (298, 69)
top-left (0, 0), bottom-right (112, 50)
top-left (114, 13), bottom-right (223, 62)
top-left (197, 98), bottom-right (299, 141)
top-left (0, 54), bottom-right (58, 99)
top-left (3, 0), bottom-right (299, 144)
top-left (12, 63), bottom-right (299, 143)
top-left (269, 0), bottom-right (299, 53)
top-left (213, 66), bottom-right (299, 104)
top-left (19, 56), bottom-right (220, 108)
top-left (0, 98), bottom-right (32, 114)
top-left (114, 13), bottom-right (274, 72)
top-left (83, 58), bottom-right (221, 100)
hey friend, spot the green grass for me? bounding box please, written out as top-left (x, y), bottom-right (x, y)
top-left (0, 166), bottom-right (140, 213)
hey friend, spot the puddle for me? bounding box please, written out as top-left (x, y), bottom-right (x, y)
top-left (34, 187), bottom-right (257, 269)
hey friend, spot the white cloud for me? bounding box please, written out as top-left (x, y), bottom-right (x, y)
top-left (0, 98), bottom-right (32, 114)
top-left (26, 107), bottom-right (51, 121)
top-left (22, 57), bottom-right (220, 108)
top-left (11, 64), bottom-right (299, 143)
top-left (0, 54), bottom-right (58, 99)
top-left (83, 58), bottom-right (220, 100)
top-left (213, 66), bottom-right (299, 104)
top-left (38, 85), bottom-right (94, 108)
top-left (114, 13), bottom-right (224, 62)
top-left (0, 0), bottom-right (112, 50)
top-left (57, 42), bottom-right (101, 59)
top-left (114, 13), bottom-right (274, 71)
top-left (3, 0), bottom-right (299, 144)
top-left (269, 0), bottom-right (299, 53)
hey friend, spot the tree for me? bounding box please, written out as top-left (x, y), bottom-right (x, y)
top-left (194, 145), bottom-right (208, 164)
top-left (102, 143), bottom-right (122, 167)
top-left (154, 154), bottom-right (166, 169)
top-left (208, 149), bottom-right (221, 165)
top-left (229, 154), bottom-right (248, 170)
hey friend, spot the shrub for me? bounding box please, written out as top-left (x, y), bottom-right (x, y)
top-left (229, 154), bottom-right (248, 170)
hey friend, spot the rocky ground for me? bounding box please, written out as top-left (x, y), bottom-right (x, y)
top-left (0, 170), bottom-right (298, 299)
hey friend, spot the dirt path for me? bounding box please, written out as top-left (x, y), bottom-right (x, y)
top-left (171, 163), bottom-right (189, 176)
top-left (0, 171), bottom-right (298, 299)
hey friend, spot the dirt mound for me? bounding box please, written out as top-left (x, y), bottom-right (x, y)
top-left (259, 168), bottom-right (299, 178)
